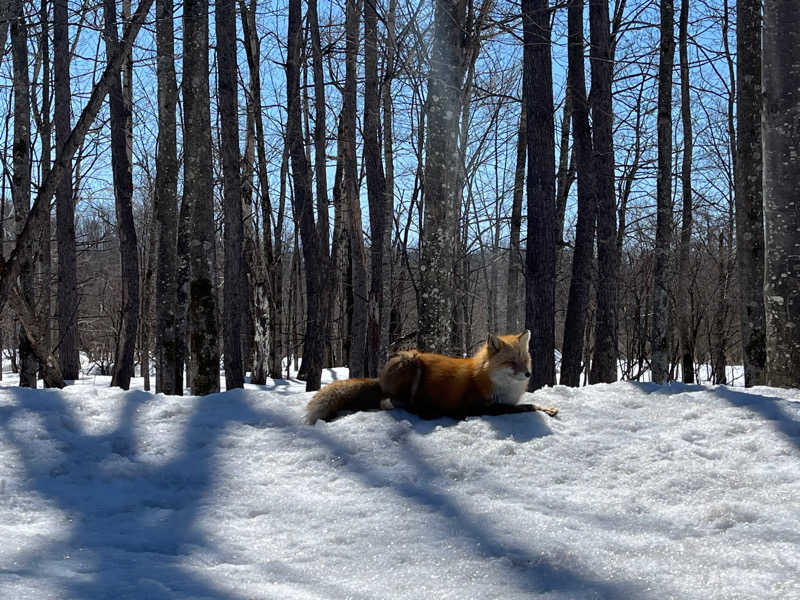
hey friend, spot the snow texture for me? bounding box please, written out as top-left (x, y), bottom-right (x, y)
top-left (1, 367), bottom-right (799, 599)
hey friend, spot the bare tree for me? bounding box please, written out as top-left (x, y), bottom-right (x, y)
top-left (762, 0), bottom-right (800, 387)
top-left (418, 0), bottom-right (467, 354)
top-left (184, 0), bottom-right (220, 395)
top-left (105, 0), bottom-right (140, 390)
top-left (561, 0), bottom-right (597, 388)
top-left (216, 0), bottom-right (245, 389)
top-left (343, 0), bottom-right (369, 377)
top-left (505, 104), bottom-right (525, 333)
top-left (588, 0), bottom-right (617, 384)
top-left (675, 0), bottom-right (693, 383)
top-left (735, 0), bottom-right (767, 387)
top-left (523, 0), bottom-right (557, 390)
top-left (287, 0), bottom-right (325, 389)
top-left (154, 0), bottom-right (180, 394)
top-left (650, 0), bottom-right (674, 384)
top-left (11, 0), bottom-right (37, 388)
top-left (364, 0), bottom-right (388, 375)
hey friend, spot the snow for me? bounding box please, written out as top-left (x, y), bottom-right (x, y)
top-left (1, 367), bottom-right (799, 599)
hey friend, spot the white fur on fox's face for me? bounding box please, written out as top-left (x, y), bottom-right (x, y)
top-left (490, 365), bottom-right (530, 405)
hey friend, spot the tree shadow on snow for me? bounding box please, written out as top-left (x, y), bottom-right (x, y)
top-left (296, 413), bottom-right (650, 599)
top-left (712, 386), bottom-right (800, 450)
top-left (384, 408), bottom-right (553, 442)
top-left (0, 387), bottom-right (272, 599)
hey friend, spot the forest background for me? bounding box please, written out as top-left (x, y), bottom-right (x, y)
top-left (0, 0), bottom-right (797, 395)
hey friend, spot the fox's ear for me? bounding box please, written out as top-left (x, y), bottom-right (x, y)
top-left (487, 333), bottom-right (504, 355)
top-left (518, 330), bottom-right (531, 348)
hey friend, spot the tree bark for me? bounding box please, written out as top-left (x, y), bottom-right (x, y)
top-left (735, 0), bottom-right (767, 387)
top-left (184, 0), bottom-right (220, 395)
top-left (588, 0), bottom-right (618, 383)
top-left (650, 0), bottom-right (674, 384)
top-left (37, 0), bottom-right (53, 382)
top-left (675, 0), bottom-right (694, 384)
top-left (560, 0), bottom-right (597, 388)
top-left (287, 0), bottom-right (325, 390)
top-left (216, 0), bottom-right (245, 389)
top-left (10, 0), bottom-right (37, 388)
top-left (762, 0), bottom-right (800, 387)
top-left (418, 0), bottom-right (467, 354)
top-left (506, 104), bottom-right (525, 333)
top-left (105, 0), bottom-right (140, 390)
top-left (522, 0), bottom-right (557, 390)
top-left (341, 0), bottom-right (369, 377)
top-left (154, 0), bottom-right (180, 394)
top-left (364, 0), bottom-right (388, 376)
top-left (54, 0), bottom-right (80, 381)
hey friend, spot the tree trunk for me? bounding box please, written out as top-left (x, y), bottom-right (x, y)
top-left (105, 0), bottom-right (140, 390)
top-left (522, 0), bottom-right (557, 390)
top-left (735, 0), bottom-right (767, 387)
top-left (364, 0), bottom-right (387, 376)
top-left (154, 0), bottom-right (180, 394)
top-left (54, 0), bottom-right (79, 381)
top-left (672, 0), bottom-right (694, 385)
top-left (11, 0), bottom-right (37, 388)
top-left (588, 0), bottom-right (618, 383)
top-left (342, 0), bottom-right (369, 377)
top-left (506, 103), bottom-right (525, 333)
top-left (37, 0), bottom-right (53, 383)
top-left (184, 0), bottom-right (220, 395)
top-left (175, 191), bottom-right (191, 393)
top-left (762, 0), bottom-right (800, 387)
top-left (287, 0), bottom-right (325, 390)
top-left (650, 0), bottom-right (675, 384)
top-left (560, 0), bottom-right (597, 388)
top-left (216, 0), bottom-right (245, 390)
top-left (418, 0), bottom-right (467, 354)
top-left (381, 0), bottom-right (396, 357)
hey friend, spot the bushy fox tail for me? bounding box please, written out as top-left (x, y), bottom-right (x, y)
top-left (304, 378), bottom-right (385, 424)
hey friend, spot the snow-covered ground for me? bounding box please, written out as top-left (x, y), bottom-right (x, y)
top-left (0, 367), bottom-right (799, 599)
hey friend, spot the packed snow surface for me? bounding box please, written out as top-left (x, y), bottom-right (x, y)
top-left (1, 369), bottom-right (799, 599)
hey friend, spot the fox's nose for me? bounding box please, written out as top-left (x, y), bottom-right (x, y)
top-left (524, 371), bottom-right (531, 378)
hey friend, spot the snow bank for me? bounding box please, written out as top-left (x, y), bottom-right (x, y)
top-left (0, 372), bottom-right (798, 599)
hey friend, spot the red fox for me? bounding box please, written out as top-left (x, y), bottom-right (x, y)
top-left (304, 330), bottom-right (558, 424)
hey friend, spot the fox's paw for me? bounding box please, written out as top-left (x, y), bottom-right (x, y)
top-left (535, 405), bottom-right (559, 418)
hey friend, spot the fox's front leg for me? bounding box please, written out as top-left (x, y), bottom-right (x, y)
top-left (484, 403), bottom-right (558, 417)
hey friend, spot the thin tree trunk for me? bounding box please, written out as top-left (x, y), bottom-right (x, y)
top-left (561, 0), bottom-right (597, 388)
top-left (381, 0), bottom-right (396, 357)
top-left (588, 0), bottom-right (618, 383)
top-left (650, 0), bottom-right (675, 384)
top-left (37, 0), bottom-right (53, 382)
top-left (364, 0), bottom-right (387, 376)
top-left (54, 0), bottom-right (79, 381)
top-left (287, 0), bottom-right (325, 390)
top-left (675, 0), bottom-right (694, 384)
top-left (105, 0), bottom-right (140, 390)
top-left (216, 0), bottom-right (245, 389)
top-left (154, 0), bottom-right (180, 394)
top-left (184, 0), bottom-right (220, 395)
top-left (342, 0), bottom-right (369, 377)
top-left (11, 0), bottom-right (37, 388)
top-left (735, 0), bottom-right (767, 387)
top-left (522, 0), bottom-right (557, 390)
top-left (762, 0), bottom-right (800, 387)
top-left (506, 102), bottom-right (525, 333)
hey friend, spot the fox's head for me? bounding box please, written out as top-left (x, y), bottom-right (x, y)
top-left (484, 331), bottom-right (532, 403)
